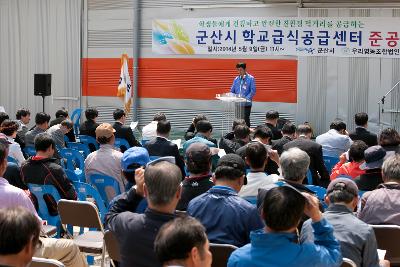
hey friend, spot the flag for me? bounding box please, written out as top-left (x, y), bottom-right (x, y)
top-left (117, 54), bottom-right (132, 113)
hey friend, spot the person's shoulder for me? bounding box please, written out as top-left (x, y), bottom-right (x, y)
top-left (114, 211), bottom-right (146, 229)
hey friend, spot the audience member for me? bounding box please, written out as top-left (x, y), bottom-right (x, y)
top-left (272, 122), bottom-right (296, 155)
top-left (20, 133), bottom-right (77, 215)
top-left (15, 108), bottom-right (31, 148)
top-left (85, 123), bottom-right (125, 192)
top-left (358, 154), bottom-right (400, 225)
top-left (354, 145), bottom-right (393, 191)
top-left (155, 216), bottom-right (212, 267)
top-left (228, 186), bottom-right (342, 267)
top-left (50, 108), bottom-right (76, 142)
top-left (1, 121), bottom-right (25, 165)
top-left (184, 114), bottom-right (207, 141)
top-left (106, 161), bottom-right (182, 267)
top-left (0, 112), bottom-right (9, 125)
top-left (142, 112), bottom-right (166, 141)
top-left (46, 119), bottom-right (73, 149)
top-left (379, 127), bottom-right (400, 154)
top-left (120, 147), bottom-right (150, 190)
top-left (301, 178), bottom-right (389, 267)
top-left (112, 108), bottom-right (141, 150)
top-left (182, 120), bottom-right (216, 154)
top-left (264, 110), bottom-right (283, 140)
top-left (187, 154), bottom-right (264, 247)
top-left (219, 124), bottom-right (250, 154)
top-left (330, 140), bottom-right (368, 180)
top-left (25, 112), bottom-right (50, 147)
top-left (239, 142), bottom-right (278, 197)
top-left (316, 120), bottom-right (352, 157)
top-left (0, 207), bottom-right (41, 267)
top-left (79, 107), bottom-right (99, 138)
top-left (349, 112), bottom-right (378, 147)
top-left (176, 143), bottom-right (213, 211)
top-left (283, 124), bottom-right (330, 186)
top-left (221, 119), bottom-right (247, 142)
top-left (145, 120), bottom-right (185, 177)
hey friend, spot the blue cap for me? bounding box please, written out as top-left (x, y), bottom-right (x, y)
top-left (121, 147), bottom-right (150, 172)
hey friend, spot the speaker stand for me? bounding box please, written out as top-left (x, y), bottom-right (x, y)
top-left (42, 96), bottom-right (45, 112)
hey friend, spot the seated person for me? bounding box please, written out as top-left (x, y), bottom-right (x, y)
top-left (46, 119), bottom-right (73, 149)
top-left (142, 112), bottom-right (166, 141)
top-left (239, 142), bottom-right (278, 198)
top-left (228, 186), bottom-right (342, 267)
top-left (1, 120), bottom-right (25, 165)
top-left (184, 115), bottom-right (217, 146)
top-left (301, 178), bottom-right (389, 267)
top-left (316, 119), bottom-right (352, 157)
top-left (15, 108), bottom-right (31, 148)
top-left (187, 154), bottom-right (264, 247)
top-left (219, 124), bottom-right (250, 154)
top-left (25, 112), bottom-right (50, 147)
top-left (112, 108), bottom-right (141, 149)
top-left (358, 154), bottom-right (400, 225)
top-left (144, 120), bottom-right (185, 177)
top-left (120, 146), bottom-right (150, 190)
top-left (272, 122), bottom-right (297, 155)
top-left (221, 119), bottom-right (247, 142)
top-left (79, 107), bottom-right (99, 139)
top-left (264, 110), bottom-right (283, 140)
top-left (182, 120), bottom-right (216, 154)
top-left (50, 108), bottom-right (75, 142)
top-left (379, 127), bottom-right (400, 154)
top-left (349, 112), bottom-right (378, 147)
top-left (176, 143), bottom-right (214, 211)
top-left (155, 216), bottom-right (212, 267)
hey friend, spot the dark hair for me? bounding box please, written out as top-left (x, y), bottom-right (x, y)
top-left (234, 124), bottom-right (250, 139)
top-left (60, 120), bottom-right (74, 130)
top-left (0, 143), bottom-right (7, 164)
top-left (262, 186), bottom-right (305, 231)
top-left (0, 112), bottom-right (9, 125)
top-left (196, 120), bottom-right (212, 133)
top-left (232, 119), bottom-right (246, 131)
top-left (330, 120), bottom-right (347, 131)
top-left (253, 125), bottom-right (273, 140)
top-left (327, 182), bottom-right (357, 204)
top-left (296, 124), bottom-right (312, 135)
top-left (0, 207), bottom-right (40, 255)
top-left (55, 109), bottom-right (68, 119)
top-left (215, 161), bottom-right (245, 181)
top-left (246, 142), bottom-right (267, 169)
top-left (122, 171), bottom-right (136, 184)
top-left (0, 120), bottom-right (19, 136)
top-left (379, 128), bottom-right (400, 147)
top-left (154, 112), bottom-right (167, 122)
top-left (157, 120), bottom-right (171, 135)
top-left (349, 140), bottom-right (368, 162)
top-left (85, 108), bottom-right (98, 120)
top-left (266, 110), bottom-right (279, 120)
top-left (281, 122), bottom-right (296, 135)
top-left (155, 217), bottom-right (208, 264)
top-left (16, 109), bottom-right (30, 120)
top-left (97, 136), bottom-right (113, 144)
top-left (35, 112), bottom-right (50, 125)
top-left (355, 112), bottom-right (368, 126)
top-left (186, 152), bottom-right (212, 175)
top-left (34, 133), bottom-right (55, 152)
top-left (236, 62), bottom-right (246, 69)
top-left (193, 114), bottom-right (207, 127)
top-left (113, 109), bottom-right (125, 120)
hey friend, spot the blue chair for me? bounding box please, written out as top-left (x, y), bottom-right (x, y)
top-left (275, 181), bottom-right (285, 186)
top-left (7, 156), bottom-right (18, 164)
top-left (64, 169), bottom-right (81, 183)
top-left (306, 169), bottom-right (313, 185)
top-left (136, 199), bottom-right (148, 214)
top-left (78, 135), bottom-right (99, 151)
top-left (27, 183), bottom-right (62, 236)
top-left (323, 155), bottom-right (340, 173)
top-left (89, 174), bottom-right (121, 208)
top-left (64, 135), bottom-right (70, 143)
top-left (243, 196), bottom-right (257, 205)
top-left (114, 138), bottom-right (130, 151)
top-left (149, 156), bottom-right (160, 161)
top-left (141, 140), bottom-right (149, 146)
top-left (59, 148), bottom-right (85, 181)
top-left (70, 108), bottom-right (82, 136)
top-left (73, 181), bottom-right (108, 222)
top-left (66, 142), bottom-right (90, 158)
top-left (23, 146), bottom-right (36, 157)
top-left (306, 185), bottom-right (328, 209)
top-left (359, 190), bottom-right (366, 197)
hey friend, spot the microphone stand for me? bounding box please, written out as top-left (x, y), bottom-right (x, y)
top-left (378, 80), bottom-right (400, 129)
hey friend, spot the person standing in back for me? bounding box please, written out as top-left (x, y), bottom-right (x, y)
top-left (349, 112), bottom-right (378, 147)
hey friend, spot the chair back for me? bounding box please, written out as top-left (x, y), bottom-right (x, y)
top-left (89, 174), bottom-right (122, 207)
top-left (141, 139), bottom-right (149, 146)
top-left (209, 243), bottom-right (238, 267)
top-left (149, 155), bottom-right (160, 161)
top-left (114, 138), bottom-right (130, 151)
top-left (372, 224), bottom-right (400, 265)
top-left (305, 185), bottom-right (327, 201)
top-left (27, 183), bottom-right (61, 227)
top-left (243, 196), bottom-right (257, 205)
top-left (70, 108), bottom-right (82, 136)
top-left (23, 146), bottom-right (36, 157)
top-left (78, 135), bottom-right (99, 150)
top-left (104, 230), bottom-right (121, 263)
top-left (58, 199), bottom-right (103, 231)
top-left (341, 258), bottom-right (357, 267)
top-left (306, 169), bottom-right (313, 185)
top-left (60, 148), bottom-right (85, 171)
top-left (73, 181), bottom-right (108, 221)
top-left (65, 142), bottom-right (90, 158)
top-left (7, 156), bottom-right (17, 164)
top-left (64, 169), bottom-right (81, 182)
top-left (31, 257), bottom-right (65, 267)
top-left (323, 155), bottom-right (340, 173)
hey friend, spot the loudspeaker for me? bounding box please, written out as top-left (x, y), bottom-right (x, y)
top-left (34, 74), bottom-right (51, 96)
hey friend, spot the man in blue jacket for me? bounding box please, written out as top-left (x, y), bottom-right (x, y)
top-left (228, 186), bottom-right (342, 267)
top-left (230, 62), bottom-right (256, 127)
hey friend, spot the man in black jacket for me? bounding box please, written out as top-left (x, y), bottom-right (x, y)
top-left (219, 124), bottom-right (250, 154)
top-left (265, 110), bottom-right (283, 140)
top-left (112, 108), bottom-right (141, 150)
top-left (144, 120), bottom-right (184, 177)
top-left (79, 107), bottom-right (99, 138)
top-left (49, 108), bottom-right (75, 142)
top-left (283, 124), bottom-right (329, 186)
top-left (349, 112), bottom-right (378, 147)
top-left (272, 122), bottom-right (296, 155)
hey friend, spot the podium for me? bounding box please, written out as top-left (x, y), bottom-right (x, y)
top-left (216, 93), bottom-right (250, 135)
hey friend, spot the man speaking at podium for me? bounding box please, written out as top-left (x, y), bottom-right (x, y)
top-left (230, 62), bottom-right (256, 127)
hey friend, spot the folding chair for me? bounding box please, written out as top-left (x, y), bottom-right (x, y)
top-left (89, 174), bottom-right (121, 208)
top-left (141, 139), bottom-right (149, 146)
top-left (31, 257), bottom-right (64, 267)
top-left (78, 135), bottom-right (99, 151)
top-left (149, 155), bottom-right (160, 161)
top-left (65, 142), bottom-right (91, 159)
top-left (73, 181), bottom-right (108, 222)
top-left (209, 243), bottom-right (238, 267)
top-left (372, 224), bottom-right (400, 265)
top-left (59, 148), bottom-right (85, 181)
top-left (104, 230), bottom-right (121, 265)
top-left (23, 146), bottom-right (36, 157)
top-left (306, 185), bottom-right (327, 209)
top-left (341, 258), bottom-right (357, 267)
top-left (114, 138), bottom-right (130, 152)
top-left (58, 199), bottom-right (105, 267)
top-left (243, 196), bottom-right (257, 205)
top-left (64, 169), bottom-right (81, 183)
top-left (323, 155), bottom-right (340, 173)
top-left (7, 156), bottom-right (18, 164)
top-left (71, 108), bottom-right (82, 136)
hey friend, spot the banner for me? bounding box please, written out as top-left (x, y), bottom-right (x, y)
top-left (152, 17), bottom-right (400, 58)
top-left (117, 54), bottom-right (132, 113)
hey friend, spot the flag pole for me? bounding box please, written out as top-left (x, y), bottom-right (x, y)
top-left (132, 0), bottom-right (141, 122)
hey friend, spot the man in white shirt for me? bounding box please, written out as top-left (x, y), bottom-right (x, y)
top-left (239, 142), bottom-right (279, 197)
top-left (316, 120), bottom-right (352, 157)
top-left (142, 112), bottom-right (166, 141)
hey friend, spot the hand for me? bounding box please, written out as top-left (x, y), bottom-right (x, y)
top-left (339, 152), bottom-right (347, 163)
top-left (302, 193), bottom-right (322, 222)
top-left (267, 149), bottom-right (280, 165)
top-left (134, 167), bottom-right (145, 197)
